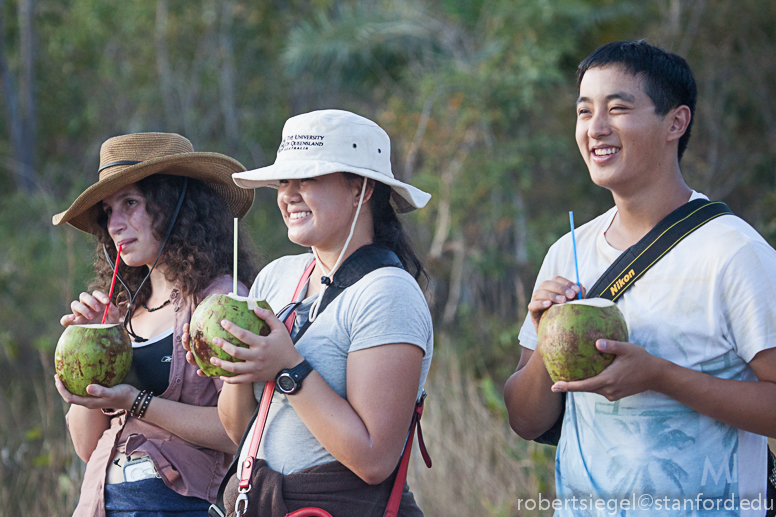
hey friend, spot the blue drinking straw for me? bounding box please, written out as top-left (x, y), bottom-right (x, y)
top-left (569, 211), bottom-right (582, 299)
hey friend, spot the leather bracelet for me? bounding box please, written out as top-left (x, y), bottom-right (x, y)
top-left (130, 390), bottom-right (148, 418)
top-left (137, 392), bottom-right (153, 419)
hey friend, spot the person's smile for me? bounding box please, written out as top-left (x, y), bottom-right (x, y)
top-left (287, 210), bottom-right (313, 224)
top-left (589, 145), bottom-right (621, 164)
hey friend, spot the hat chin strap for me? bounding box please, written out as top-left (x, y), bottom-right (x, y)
top-left (309, 177), bottom-right (367, 322)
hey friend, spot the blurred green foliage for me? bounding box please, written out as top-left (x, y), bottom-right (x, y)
top-left (1, 0), bottom-right (773, 376)
top-left (1, 0), bottom-right (775, 513)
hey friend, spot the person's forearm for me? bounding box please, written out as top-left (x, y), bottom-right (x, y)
top-left (286, 371), bottom-right (415, 485)
top-left (218, 382), bottom-right (258, 445)
top-left (142, 398), bottom-right (236, 454)
top-left (66, 405), bottom-right (110, 462)
top-left (654, 361), bottom-right (776, 438)
top-left (504, 350), bottom-right (565, 440)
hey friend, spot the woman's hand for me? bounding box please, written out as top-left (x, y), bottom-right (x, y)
top-left (60, 290), bottom-right (121, 327)
top-left (181, 323), bottom-right (209, 378)
top-left (527, 276), bottom-right (584, 333)
top-left (214, 307), bottom-right (303, 384)
top-left (54, 375), bottom-right (138, 411)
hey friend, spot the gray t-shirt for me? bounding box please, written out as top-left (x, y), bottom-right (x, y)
top-left (237, 252), bottom-right (433, 475)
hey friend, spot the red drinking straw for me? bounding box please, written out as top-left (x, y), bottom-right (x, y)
top-left (102, 245), bottom-right (122, 324)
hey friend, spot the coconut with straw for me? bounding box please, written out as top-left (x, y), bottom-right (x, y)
top-left (189, 218), bottom-right (272, 377)
top-left (537, 212), bottom-right (628, 382)
top-left (55, 245), bottom-right (132, 396)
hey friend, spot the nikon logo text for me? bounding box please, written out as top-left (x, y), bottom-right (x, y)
top-left (610, 269), bottom-right (636, 296)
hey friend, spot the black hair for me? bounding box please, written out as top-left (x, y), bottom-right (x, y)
top-left (344, 173), bottom-right (428, 286)
top-left (577, 40), bottom-right (697, 161)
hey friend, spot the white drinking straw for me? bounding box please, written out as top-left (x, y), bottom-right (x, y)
top-left (233, 218), bottom-right (238, 294)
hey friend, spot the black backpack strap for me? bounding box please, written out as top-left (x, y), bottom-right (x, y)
top-left (533, 199), bottom-right (733, 447)
top-left (293, 244), bottom-right (402, 342)
top-left (209, 244), bottom-right (403, 517)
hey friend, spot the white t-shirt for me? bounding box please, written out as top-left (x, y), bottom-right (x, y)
top-left (518, 192), bottom-right (776, 516)
top-left (237, 252), bottom-right (433, 475)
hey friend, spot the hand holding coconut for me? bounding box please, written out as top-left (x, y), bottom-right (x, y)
top-left (549, 337), bottom-right (665, 401)
top-left (185, 293), bottom-right (276, 379)
top-left (204, 307), bottom-right (303, 385)
top-left (527, 276), bottom-right (584, 334)
top-left (530, 277), bottom-right (663, 400)
top-left (54, 373), bottom-right (139, 411)
top-left (56, 246), bottom-right (130, 398)
top-left (182, 307), bottom-right (299, 383)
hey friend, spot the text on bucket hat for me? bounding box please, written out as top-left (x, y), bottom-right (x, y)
top-left (52, 132), bottom-right (253, 234)
top-left (231, 109), bottom-right (430, 213)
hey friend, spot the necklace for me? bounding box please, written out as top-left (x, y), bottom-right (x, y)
top-left (142, 299), bottom-right (171, 312)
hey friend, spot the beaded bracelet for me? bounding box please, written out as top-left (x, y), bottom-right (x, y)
top-left (137, 392), bottom-right (154, 419)
top-left (129, 390), bottom-right (148, 418)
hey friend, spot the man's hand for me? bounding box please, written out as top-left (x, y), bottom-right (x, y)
top-left (550, 339), bottom-right (665, 400)
top-left (527, 276), bottom-right (584, 333)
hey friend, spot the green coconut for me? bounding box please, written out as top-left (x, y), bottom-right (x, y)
top-left (189, 294), bottom-right (272, 377)
top-left (55, 324), bottom-right (132, 397)
top-left (538, 298), bottom-right (628, 382)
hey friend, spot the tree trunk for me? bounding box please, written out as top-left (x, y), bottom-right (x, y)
top-left (442, 236), bottom-right (465, 326)
top-left (155, 0), bottom-right (178, 131)
top-left (0, 0), bottom-right (37, 192)
top-left (218, 0), bottom-right (239, 149)
top-left (512, 188), bottom-right (529, 322)
top-left (18, 0), bottom-right (35, 180)
top-left (428, 126), bottom-right (478, 260)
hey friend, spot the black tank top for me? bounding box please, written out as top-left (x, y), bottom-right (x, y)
top-left (123, 328), bottom-right (173, 396)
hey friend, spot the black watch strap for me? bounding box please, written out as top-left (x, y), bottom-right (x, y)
top-left (275, 359), bottom-right (313, 395)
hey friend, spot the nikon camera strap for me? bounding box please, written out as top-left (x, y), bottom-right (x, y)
top-left (587, 198), bottom-right (732, 301)
top-left (533, 198), bottom-right (733, 446)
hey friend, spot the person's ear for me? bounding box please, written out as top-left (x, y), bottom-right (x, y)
top-left (353, 178), bottom-right (375, 206)
top-left (667, 105), bottom-right (691, 142)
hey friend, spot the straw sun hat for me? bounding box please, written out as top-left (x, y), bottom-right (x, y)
top-left (52, 132), bottom-right (254, 234)
top-left (232, 109), bottom-right (431, 213)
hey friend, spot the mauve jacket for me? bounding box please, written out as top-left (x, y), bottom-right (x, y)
top-left (67, 276), bottom-right (247, 517)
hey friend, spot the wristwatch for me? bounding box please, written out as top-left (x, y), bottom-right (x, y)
top-left (275, 359), bottom-right (313, 395)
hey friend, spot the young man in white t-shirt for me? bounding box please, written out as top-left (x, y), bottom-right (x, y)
top-left (504, 40), bottom-right (776, 515)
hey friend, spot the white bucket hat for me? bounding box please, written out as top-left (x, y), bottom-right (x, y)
top-left (232, 109), bottom-right (431, 213)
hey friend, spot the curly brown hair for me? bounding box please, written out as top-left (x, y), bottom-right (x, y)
top-left (90, 174), bottom-right (261, 309)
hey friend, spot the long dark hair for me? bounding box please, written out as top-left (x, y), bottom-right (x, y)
top-left (346, 173), bottom-right (428, 286)
top-left (90, 174), bottom-right (260, 308)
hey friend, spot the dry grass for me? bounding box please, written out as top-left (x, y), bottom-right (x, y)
top-left (408, 349), bottom-right (556, 517)
top-left (0, 349), bottom-right (83, 516)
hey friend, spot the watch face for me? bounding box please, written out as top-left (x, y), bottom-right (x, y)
top-left (277, 374), bottom-right (296, 393)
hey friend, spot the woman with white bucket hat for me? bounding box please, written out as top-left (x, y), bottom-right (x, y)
top-left (184, 110), bottom-right (433, 516)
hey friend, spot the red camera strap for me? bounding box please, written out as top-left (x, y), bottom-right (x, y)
top-left (382, 392), bottom-right (431, 517)
top-left (237, 260), bottom-right (316, 502)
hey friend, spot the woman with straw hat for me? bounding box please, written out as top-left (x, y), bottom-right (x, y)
top-left (186, 110), bottom-right (434, 516)
top-left (52, 132), bottom-right (259, 517)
